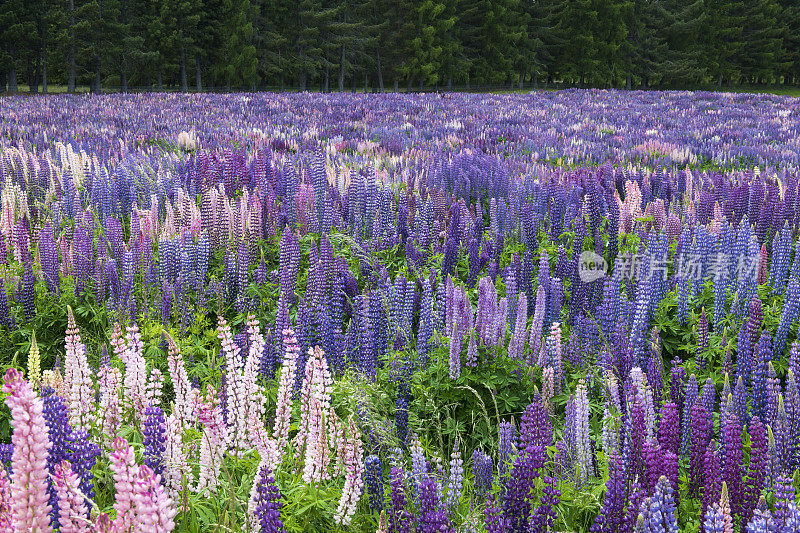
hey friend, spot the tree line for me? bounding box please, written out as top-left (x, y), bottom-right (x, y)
top-left (1, 0), bottom-right (799, 93)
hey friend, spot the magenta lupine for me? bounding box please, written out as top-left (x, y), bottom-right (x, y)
top-left (3, 368), bottom-right (52, 532)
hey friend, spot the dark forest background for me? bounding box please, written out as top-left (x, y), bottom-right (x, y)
top-left (1, 0), bottom-right (799, 93)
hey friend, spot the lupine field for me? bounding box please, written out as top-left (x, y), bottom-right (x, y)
top-left (2, 90), bottom-right (800, 532)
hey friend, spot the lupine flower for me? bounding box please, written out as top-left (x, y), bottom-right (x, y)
top-left (446, 442), bottom-right (463, 511)
top-left (248, 463), bottom-right (286, 533)
top-left (334, 417), bottom-right (364, 525)
top-left (418, 474), bottom-right (453, 533)
top-left (143, 405), bottom-right (167, 479)
top-left (387, 466), bottom-right (412, 533)
top-left (365, 455), bottom-right (384, 513)
top-left (3, 368), bottom-right (52, 532)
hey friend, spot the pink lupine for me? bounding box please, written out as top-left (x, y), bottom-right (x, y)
top-left (195, 386), bottom-right (227, 495)
top-left (52, 461), bottom-right (89, 533)
top-left (145, 368), bottom-right (164, 407)
top-left (297, 346), bottom-right (333, 483)
top-left (3, 368), bottom-right (52, 532)
top-left (122, 324), bottom-right (148, 418)
top-left (110, 322), bottom-right (126, 360)
top-left (243, 316), bottom-right (267, 446)
top-left (164, 334), bottom-right (196, 428)
top-left (273, 329), bottom-right (300, 451)
top-left (109, 437), bottom-right (138, 531)
top-left (97, 365), bottom-right (122, 438)
top-left (334, 416), bottom-right (364, 525)
top-left (0, 467), bottom-right (11, 533)
top-left (132, 465), bottom-right (176, 532)
top-left (163, 414), bottom-right (192, 499)
top-left (217, 316), bottom-right (250, 454)
top-left (63, 306), bottom-right (94, 428)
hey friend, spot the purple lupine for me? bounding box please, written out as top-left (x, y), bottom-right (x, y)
top-left (498, 420), bottom-right (517, 477)
top-left (733, 376), bottom-right (749, 426)
top-left (365, 454), bottom-right (384, 513)
top-left (774, 278), bottom-right (800, 359)
top-left (721, 412), bottom-right (744, 518)
top-left (658, 402), bottom-right (680, 458)
top-left (681, 374), bottom-right (699, 459)
top-left (520, 393), bottom-right (553, 451)
top-left (66, 428), bottom-right (101, 507)
top-left (388, 466), bottom-right (412, 533)
top-left (472, 449), bottom-right (493, 497)
top-left (591, 453), bottom-right (626, 532)
top-left (743, 416), bottom-right (767, 523)
top-left (531, 474), bottom-right (560, 532)
top-left (485, 494), bottom-right (508, 533)
top-left (418, 474), bottom-right (453, 533)
top-left (43, 390), bottom-right (72, 527)
top-left (19, 264), bottom-right (35, 320)
top-left (502, 444), bottom-right (544, 533)
top-left (751, 333), bottom-right (772, 422)
top-left (638, 476), bottom-right (678, 532)
top-left (143, 405), bottom-right (167, 479)
top-left (689, 403), bottom-right (712, 497)
top-left (696, 308), bottom-right (709, 370)
top-left (773, 473), bottom-right (795, 527)
top-left (252, 464), bottom-right (287, 533)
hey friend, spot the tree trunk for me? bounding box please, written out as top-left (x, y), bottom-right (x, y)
top-left (41, 48), bottom-right (47, 93)
top-left (196, 59), bottom-right (203, 91)
top-left (158, 70), bottom-right (164, 92)
top-left (121, 63), bottom-right (128, 92)
top-left (518, 71), bottom-right (523, 90)
top-left (376, 48), bottom-right (384, 92)
top-left (324, 66), bottom-right (329, 92)
top-left (407, 75), bottom-right (413, 91)
top-left (68, 0), bottom-right (76, 92)
top-left (338, 46), bottom-right (345, 91)
top-left (8, 65), bottom-right (17, 92)
top-left (179, 16), bottom-right (187, 93)
top-left (626, 74), bottom-right (631, 90)
top-left (279, 73), bottom-right (284, 92)
top-left (364, 73), bottom-right (368, 93)
top-left (0, 71), bottom-right (6, 93)
top-left (393, 79), bottom-right (398, 92)
top-left (717, 74), bottom-right (723, 87)
top-left (448, 73), bottom-right (453, 90)
top-left (94, 0), bottom-right (103, 93)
